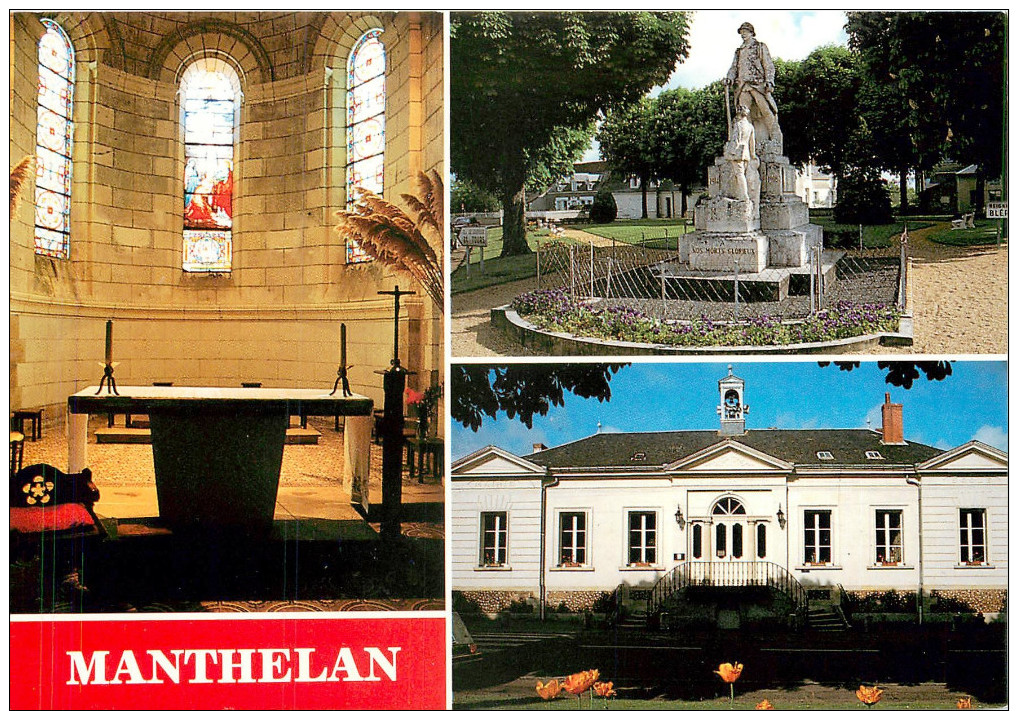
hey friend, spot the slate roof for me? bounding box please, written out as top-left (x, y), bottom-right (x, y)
top-left (524, 430), bottom-right (944, 470)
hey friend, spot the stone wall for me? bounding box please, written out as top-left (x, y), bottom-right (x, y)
top-left (9, 12), bottom-right (443, 416)
top-left (546, 590), bottom-right (611, 612)
top-left (456, 590), bottom-right (535, 615)
top-left (932, 589), bottom-right (1007, 614)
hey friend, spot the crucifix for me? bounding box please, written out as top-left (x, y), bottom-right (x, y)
top-left (330, 323), bottom-right (353, 397)
top-left (376, 285), bottom-right (416, 543)
top-left (95, 319), bottom-right (120, 395)
top-left (378, 285), bottom-right (415, 368)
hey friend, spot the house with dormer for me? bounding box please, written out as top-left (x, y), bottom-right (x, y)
top-left (451, 369), bottom-right (1007, 622)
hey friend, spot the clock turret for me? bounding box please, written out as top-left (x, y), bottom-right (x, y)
top-left (717, 365), bottom-right (748, 435)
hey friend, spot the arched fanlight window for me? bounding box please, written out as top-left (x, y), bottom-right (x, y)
top-left (345, 28), bottom-right (385, 264)
top-left (35, 18), bottom-right (75, 258)
top-left (180, 57), bottom-right (240, 273)
top-left (712, 497), bottom-right (746, 516)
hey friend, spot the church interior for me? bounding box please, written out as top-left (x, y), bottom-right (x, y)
top-left (9, 11), bottom-right (445, 613)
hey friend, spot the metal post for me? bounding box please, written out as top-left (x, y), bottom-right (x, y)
top-left (733, 258), bottom-right (740, 321)
top-left (808, 247), bottom-right (816, 314)
top-left (589, 242), bottom-right (594, 297)
top-left (899, 239), bottom-right (908, 311)
top-left (859, 224), bottom-right (864, 251)
top-left (815, 245), bottom-right (823, 311)
top-left (606, 258), bottom-right (612, 299)
top-left (569, 244), bottom-right (575, 298)
top-left (535, 241), bottom-right (541, 289)
top-left (479, 244), bottom-right (485, 274)
top-left (465, 246), bottom-right (471, 277)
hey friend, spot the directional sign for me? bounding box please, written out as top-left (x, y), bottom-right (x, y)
top-left (987, 202), bottom-right (1007, 218)
top-left (458, 226), bottom-right (488, 247)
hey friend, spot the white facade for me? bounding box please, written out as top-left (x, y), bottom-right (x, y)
top-left (452, 384), bottom-right (1007, 614)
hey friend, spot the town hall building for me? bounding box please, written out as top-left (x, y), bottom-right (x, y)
top-left (451, 369), bottom-right (1007, 620)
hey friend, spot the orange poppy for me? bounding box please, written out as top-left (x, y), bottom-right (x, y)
top-left (715, 662), bottom-right (744, 684)
top-left (957, 698), bottom-right (973, 710)
top-left (856, 685), bottom-right (883, 706)
top-left (593, 681), bottom-right (617, 698)
top-left (535, 679), bottom-right (562, 700)
top-left (563, 669), bottom-right (600, 696)
top-left (756, 700), bottom-right (774, 710)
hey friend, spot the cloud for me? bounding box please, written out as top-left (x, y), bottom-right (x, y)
top-left (864, 404), bottom-right (882, 431)
top-left (972, 425), bottom-right (1008, 452)
top-left (661, 11), bottom-right (849, 92)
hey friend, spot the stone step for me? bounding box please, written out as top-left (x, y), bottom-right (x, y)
top-left (95, 426), bottom-right (321, 445)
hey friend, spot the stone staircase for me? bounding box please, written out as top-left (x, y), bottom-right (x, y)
top-left (808, 605), bottom-right (850, 632)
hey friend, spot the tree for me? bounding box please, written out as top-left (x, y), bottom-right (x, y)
top-left (451, 12), bottom-right (691, 256)
top-left (777, 46), bottom-right (862, 185)
top-left (819, 361), bottom-right (953, 389)
top-left (652, 83), bottom-right (728, 215)
top-left (451, 364), bottom-right (626, 432)
top-left (847, 12), bottom-right (1006, 208)
top-left (588, 187), bottom-right (618, 223)
top-left (451, 177), bottom-right (500, 214)
top-left (598, 98), bottom-right (658, 218)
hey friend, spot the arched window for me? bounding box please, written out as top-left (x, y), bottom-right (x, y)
top-left (35, 19), bottom-right (74, 258)
top-left (180, 58), bottom-right (240, 273)
top-left (345, 28), bottom-right (385, 264)
top-left (712, 497), bottom-right (746, 516)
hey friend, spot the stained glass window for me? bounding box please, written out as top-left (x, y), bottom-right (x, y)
top-left (345, 28), bottom-right (385, 264)
top-left (181, 59), bottom-right (239, 273)
top-left (35, 19), bottom-right (74, 258)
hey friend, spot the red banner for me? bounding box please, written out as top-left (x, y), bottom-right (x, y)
top-left (10, 615), bottom-right (446, 710)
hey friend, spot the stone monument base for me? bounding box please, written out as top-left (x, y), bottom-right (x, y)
top-left (653, 249), bottom-right (843, 303)
top-left (681, 232), bottom-right (768, 273)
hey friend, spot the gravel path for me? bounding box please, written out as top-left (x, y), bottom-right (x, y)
top-left (451, 226), bottom-right (1008, 357)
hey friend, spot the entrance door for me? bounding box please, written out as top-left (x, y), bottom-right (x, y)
top-left (711, 497), bottom-right (749, 562)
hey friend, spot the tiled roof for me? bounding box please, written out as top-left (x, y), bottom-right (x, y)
top-left (524, 430), bottom-right (944, 470)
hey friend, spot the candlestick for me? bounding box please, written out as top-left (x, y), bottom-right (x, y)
top-left (105, 320), bottom-right (113, 365)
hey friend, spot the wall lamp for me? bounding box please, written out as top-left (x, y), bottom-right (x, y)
top-left (777, 505), bottom-right (786, 530)
top-left (675, 505), bottom-right (685, 530)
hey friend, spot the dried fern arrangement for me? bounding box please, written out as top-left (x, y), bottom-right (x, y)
top-left (335, 169), bottom-right (444, 308)
top-left (10, 155), bottom-right (35, 220)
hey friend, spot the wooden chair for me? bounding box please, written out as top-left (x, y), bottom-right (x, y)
top-left (11, 408), bottom-right (43, 441)
top-left (10, 464), bottom-right (104, 552)
top-left (10, 432), bottom-right (25, 476)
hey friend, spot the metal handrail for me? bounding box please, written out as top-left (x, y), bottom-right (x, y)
top-left (648, 560), bottom-right (809, 620)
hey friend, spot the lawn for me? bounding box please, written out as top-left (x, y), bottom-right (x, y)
top-left (812, 217), bottom-right (936, 249)
top-left (925, 219), bottom-right (1006, 247)
top-left (582, 219), bottom-right (694, 250)
top-left (452, 228), bottom-right (581, 294)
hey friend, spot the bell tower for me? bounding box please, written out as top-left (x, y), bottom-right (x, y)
top-left (717, 365), bottom-right (748, 435)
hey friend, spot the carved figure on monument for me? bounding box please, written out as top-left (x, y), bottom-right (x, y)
top-left (724, 22), bottom-right (782, 149)
top-left (721, 105), bottom-right (759, 216)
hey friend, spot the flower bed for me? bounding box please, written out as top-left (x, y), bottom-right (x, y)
top-left (510, 289), bottom-right (901, 347)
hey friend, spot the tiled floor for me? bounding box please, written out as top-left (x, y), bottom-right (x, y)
top-left (12, 414), bottom-right (446, 613)
top-left (19, 414), bottom-right (444, 532)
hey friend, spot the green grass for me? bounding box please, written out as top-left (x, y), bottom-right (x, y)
top-left (452, 228), bottom-right (580, 294)
top-left (812, 217), bottom-right (935, 249)
top-left (925, 219), bottom-right (1006, 247)
top-left (581, 219), bottom-right (693, 250)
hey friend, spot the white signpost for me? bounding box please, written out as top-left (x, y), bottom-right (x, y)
top-left (986, 202), bottom-right (1007, 219)
top-left (987, 202), bottom-right (1007, 247)
top-left (458, 226), bottom-right (488, 275)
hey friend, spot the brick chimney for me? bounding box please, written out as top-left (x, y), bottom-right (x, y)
top-left (533, 443), bottom-right (547, 453)
top-left (880, 393), bottom-right (904, 445)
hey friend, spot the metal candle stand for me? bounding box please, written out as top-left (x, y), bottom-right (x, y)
top-left (376, 286), bottom-right (416, 543)
top-left (95, 319), bottom-right (119, 395)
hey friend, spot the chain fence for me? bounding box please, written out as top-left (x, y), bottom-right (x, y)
top-left (533, 236), bottom-right (908, 321)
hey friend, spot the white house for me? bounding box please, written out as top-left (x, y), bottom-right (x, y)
top-left (451, 370), bottom-right (1007, 620)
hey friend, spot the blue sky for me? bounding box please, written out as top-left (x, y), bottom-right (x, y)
top-left (451, 362), bottom-right (1008, 460)
top-left (584, 10), bottom-right (849, 161)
